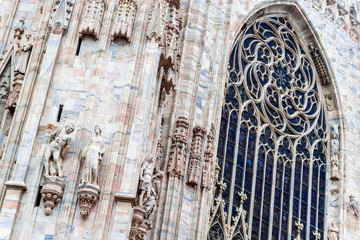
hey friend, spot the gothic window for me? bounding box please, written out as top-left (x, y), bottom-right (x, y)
top-left (210, 15), bottom-right (328, 240)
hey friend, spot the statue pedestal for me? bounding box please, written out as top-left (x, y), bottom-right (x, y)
top-left (41, 176), bottom-right (65, 216)
top-left (129, 207), bottom-right (150, 240)
top-left (77, 184), bottom-right (100, 218)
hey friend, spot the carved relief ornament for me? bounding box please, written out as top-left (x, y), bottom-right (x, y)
top-left (48, 0), bottom-right (74, 34)
top-left (330, 124), bottom-right (340, 180)
top-left (309, 42), bottom-right (331, 85)
top-left (111, 0), bottom-right (137, 42)
top-left (79, 0), bottom-right (105, 40)
top-left (167, 116), bottom-right (189, 178)
top-left (201, 125), bottom-right (215, 189)
top-left (187, 126), bottom-right (206, 186)
top-left (346, 194), bottom-right (360, 220)
top-left (146, 0), bottom-right (168, 43)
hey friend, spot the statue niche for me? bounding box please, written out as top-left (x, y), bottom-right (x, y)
top-left (78, 125), bottom-right (105, 218)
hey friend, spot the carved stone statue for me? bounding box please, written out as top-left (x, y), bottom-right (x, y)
top-left (328, 222), bottom-right (339, 240)
top-left (44, 122), bottom-right (74, 177)
top-left (14, 33), bottom-right (33, 77)
top-left (330, 125), bottom-right (340, 180)
top-left (81, 125), bottom-right (105, 186)
top-left (138, 156), bottom-right (155, 207)
top-left (130, 156), bottom-right (164, 239)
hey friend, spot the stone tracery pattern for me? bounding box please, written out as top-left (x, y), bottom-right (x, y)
top-left (209, 15), bottom-right (328, 239)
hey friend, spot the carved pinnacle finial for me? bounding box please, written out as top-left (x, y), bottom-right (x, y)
top-left (238, 190), bottom-right (247, 205)
top-left (312, 229), bottom-right (321, 240)
top-left (294, 220), bottom-right (304, 240)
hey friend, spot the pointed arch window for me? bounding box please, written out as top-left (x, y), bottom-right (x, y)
top-left (209, 15), bottom-right (328, 240)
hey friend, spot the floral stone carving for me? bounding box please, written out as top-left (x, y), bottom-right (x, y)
top-left (111, 0), bottom-right (137, 42)
top-left (79, 0), bottom-right (105, 39)
top-left (167, 116), bottom-right (189, 178)
top-left (187, 126), bottom-right (206, 186)
top-left (78, 125), bottom-right (104, 217)
top-left (41, 176), bottom-right (65, 216)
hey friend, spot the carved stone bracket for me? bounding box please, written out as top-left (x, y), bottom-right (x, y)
top-left (167, 117), bottom-right (189, 178)
top-left (40, 176), bottom-right (65, 216)
top-left (129, 207), bottom-right (149, 240)
top-left (111, 0), bottom-right (137, 42)
top-left (309, 42), bottom-right (331, 85)
top-left (77, 184), bottom-right (100, 218)
top-left (187, 126), bottom-right (206, 186)
top-left (48, 0), bottom-right (74, 34)
top-left (346, 194), bottom-right (360, 220)
top-left (79, 0), bottom-right (105, 40)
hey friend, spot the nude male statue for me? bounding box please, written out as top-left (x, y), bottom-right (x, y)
top-left (44, 122), bottom-right (74, 177)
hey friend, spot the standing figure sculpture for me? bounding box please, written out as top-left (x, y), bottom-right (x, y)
top-left (138, 156), bottom-right (155, 207)
top-left (14, 33), bottom-right (33, 77)
top-left (44, 121), bottom-right (74, 177)
top-left (81, 125), bottom-right (105, 186)
top-left (330, 125), bottom-right (340, 180)
top-left (328, 222), bottom-right (339, 240)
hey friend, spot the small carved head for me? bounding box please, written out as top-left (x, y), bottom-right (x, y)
top-left (94, 125), bottom-right (102, 135)
top-left (65, 123), bottom-right (75, 133)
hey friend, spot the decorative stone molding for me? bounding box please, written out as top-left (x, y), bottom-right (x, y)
top-left (312, 0), bottom-right (323, 11)
top-left (48, 0), bottom-right (74, 34)
top-left (201, 125), bottom-right (215, 189)
top-left (158, 66), bottom-right (176, 106)
top-left (155, 116), bottom-right (165, 161)
top-left (325, 7), bottom-right (336, 22)
top-left (330, 124), bottom-right (340, 180)
top-left (325, 93), bottom-right (336, 111)
top-left (329, 185), bottom-right (340, 207)
top-left (79, 0), bottom-right (105, 40)
top-left (77, 184), bottom-right (100, 218)
top-left (162, 1), bottom-right (182, 70)
top-left (167, 117), bottom-right (189, 178)
top-left (146, 0), bottom-right (168, 43)
top-left (328, 222), bottom-right (339, 240)
top-left (130, 156), bottom-right (164, 239)
top-left (326, 0), bottom-right (336, 6)
top-left (187, 126), bottom-right (206, 186)
top-left (0, 60), bottom-right (11, 104)
top-left (309, 42), bottom-right (331, 85)
top-left (40, 176), bottom-right (65, 215)
top-left (346, 194), bottom-right (360, 220)
top-left (349, 27), bottom-right (359, 42)
top-left (111, 0), bottom-right (137, 42)
top-left (336, 16), bottom-right (347, 31)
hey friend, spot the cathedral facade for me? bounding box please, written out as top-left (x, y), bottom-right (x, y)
top-left (0, 0), bottom-right (359, 239)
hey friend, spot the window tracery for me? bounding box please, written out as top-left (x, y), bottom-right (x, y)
top-left (209, 15), bottom-right (328, 240)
